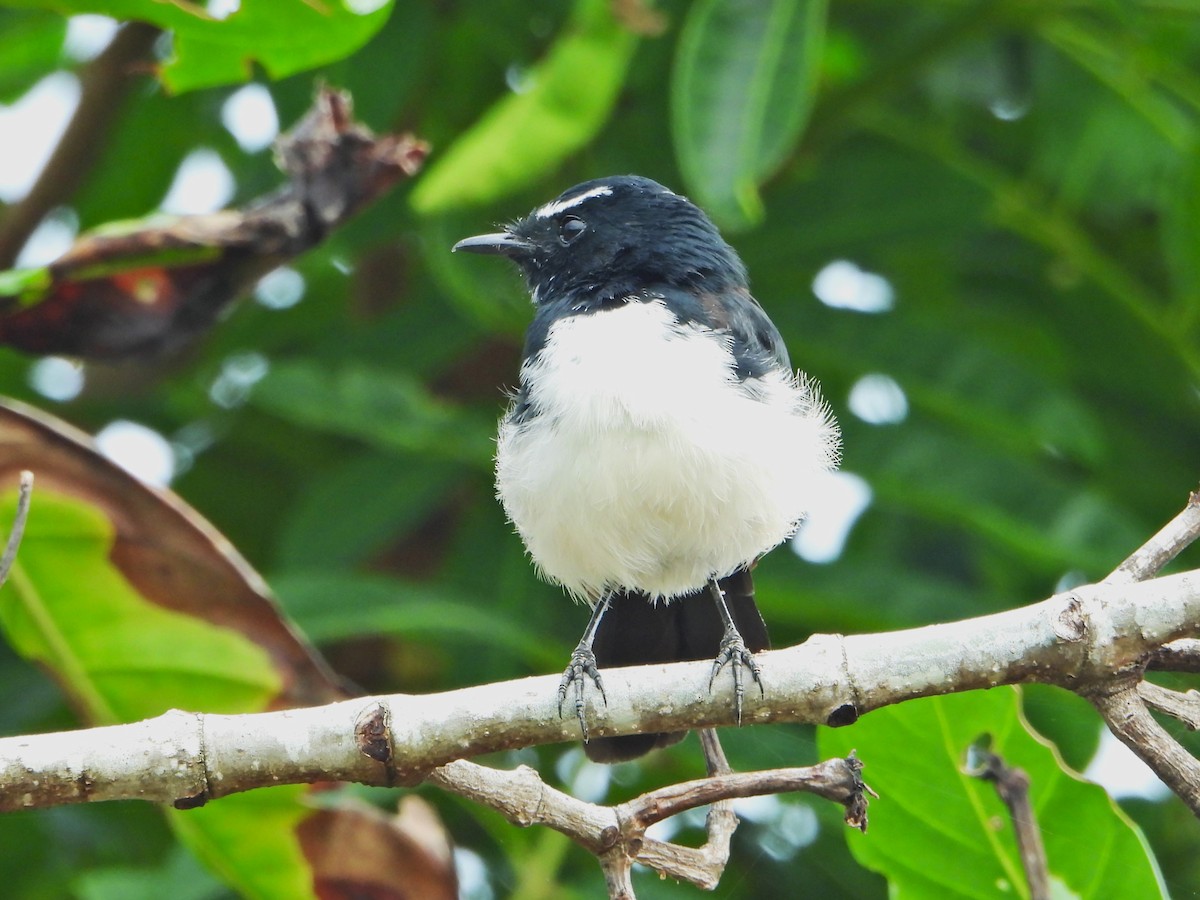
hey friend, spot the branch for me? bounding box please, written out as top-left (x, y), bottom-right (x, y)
top-left (0, 23), bottom-right (162, 268)
top-left (2, 568), bottom-right (1199, 812)
top-left (1149, 639), bottom-right (1200, 673)
top-left (1082, 485), bottom-right (1200, 812)
top-left (1139, 682), bottom-right (1200, 730)
top-left (427, 755), bottom-right (869, 893)
top-left (1089, 678), bottom-right (1200, 813)
top-left (0, 493), bottom-right (1197, 897)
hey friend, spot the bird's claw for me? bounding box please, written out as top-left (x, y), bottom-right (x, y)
top-left (708, 627), bottom-right (764, 725)
top-left (558, 645), bottom-right (607, 741)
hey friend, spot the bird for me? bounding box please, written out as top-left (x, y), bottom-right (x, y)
top-left (453, 175), bottom-right (840, 762)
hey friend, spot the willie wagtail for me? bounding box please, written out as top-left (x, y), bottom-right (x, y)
top-left (454, 176), bottom-right (840, 761)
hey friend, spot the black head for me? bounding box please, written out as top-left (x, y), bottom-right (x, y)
top-left (453, 176), bottom-right (747, 307)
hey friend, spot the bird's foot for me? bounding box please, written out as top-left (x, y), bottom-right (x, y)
top-left (708, 626), bottom-right (764, 725)
top-left (557, 644), bottom-right (607, 741)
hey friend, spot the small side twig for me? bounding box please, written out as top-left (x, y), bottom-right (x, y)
top-left (1148, 639), bottom-right (1200, 673)
top-left (1088, 679), bottom-right (1200, 817)
top-left (428, 754), bottom-right (869, 898)
top-left (698, 727), bottom-right (732, 776)
top-left (965, 740), bottom-right (1050, 900)
top-left (618, 756), bottom-right (871, 833)
top-left (1084, 488), bottom-right (1200, 799)
top-left (628, 728), bottom-right (737, 894)
top-left (0, 470), bottom-right (33, 587)
top-left (1139, 681), bottom-right (1200, 731)
top-left (1106, 487), bottom-right (1200, 585)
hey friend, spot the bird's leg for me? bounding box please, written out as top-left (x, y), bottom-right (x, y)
top-left (557, 594), bottom-right (611, 741)
top-left (707, 578), bottom-right (764, 724)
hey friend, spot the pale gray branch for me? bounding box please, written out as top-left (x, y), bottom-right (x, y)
top-left (1149, 639), bottom-right (1200, 673)
top-left (1139, 682), bottom-right (1200, 730)
top-left (1089, 679), bottom-right (1200, 815)
top-left (1105, 487), bottom-right (1200, 585)
top-left (427, 755), bottom-right (868, 893)
top-left (1084, 487), bottom-right (1200, 817)
top-left (3, 492), bottom-right (1200, 898)
top-left (1, 569), bottom-right (1198, 814)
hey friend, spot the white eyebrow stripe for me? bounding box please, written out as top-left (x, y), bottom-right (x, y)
top-left (534, 185), bottom-right (613, 219)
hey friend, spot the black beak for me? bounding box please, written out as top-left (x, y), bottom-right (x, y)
top-left (452, 232), bottom-right (535, 257)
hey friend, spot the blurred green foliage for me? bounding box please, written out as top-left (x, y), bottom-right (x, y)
top-left (0, 0), bottom-right (1198, 897)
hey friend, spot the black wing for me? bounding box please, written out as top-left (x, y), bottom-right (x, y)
top-left (656, 284), bottom-right (791, 379)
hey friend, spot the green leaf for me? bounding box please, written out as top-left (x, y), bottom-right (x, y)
top-left (169, 787), bottom-right (315, 900)
top-left (250, 360), bottom-right (494, 466)
top-left (818, 689), bottom-right (1166, 899)
top-left (0, 403), bottom-right (348, 900)
top-left (672, 0), bottom-right (827, 229)
top-left (409, 0), bottom-right (638, 213)
top-left (0, 490), bottom-right (280, 723)
top-left (1020, 684), bottom-right (1102, 774)
top-left (1, 0), bottom-right (392, 93)
top-left (0, 491), bottom-right (316, 899)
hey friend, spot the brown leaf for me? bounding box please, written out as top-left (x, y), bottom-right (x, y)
top-left (298, 796), bottom-right (458, 900)
top-left (0, 398), bottom-right (346, 708)
top-left (0, 87), bottom-right (428, 359)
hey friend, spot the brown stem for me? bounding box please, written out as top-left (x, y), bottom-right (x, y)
top-left (1139, 681), bottom-right (1200, 730)
top-left (617, 757), bottom-right (871, 831)
top-left (1088, 680), bottom-right (1200, 818)
top-left (0, 22), bottom-right (162, 268)
top-left (428, 755), bottom-right (869, 898)
top-left (0, 470), bottom-right (32, 587)
top-left (697, 728), bottom-right (731, 776)
top-left (1148, 639), bottom-right (1200, 673)
top-left (967, 745), bottom-right (1050, 900)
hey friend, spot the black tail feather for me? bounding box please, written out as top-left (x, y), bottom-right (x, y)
top-left (583, 569), bottom-right (768, 763)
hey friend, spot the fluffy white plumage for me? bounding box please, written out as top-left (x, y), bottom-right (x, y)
top-left (496, 297), bottom-right (840, 602)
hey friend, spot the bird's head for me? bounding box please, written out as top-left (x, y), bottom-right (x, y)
top-left (453, 176), bottom-right (747, 306)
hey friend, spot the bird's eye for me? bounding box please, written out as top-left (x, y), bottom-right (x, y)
top-left (558, 216), bottom-right (586, 245)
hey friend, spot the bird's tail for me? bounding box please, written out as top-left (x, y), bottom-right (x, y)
top-left (584, 568), bottom-right (769, 763)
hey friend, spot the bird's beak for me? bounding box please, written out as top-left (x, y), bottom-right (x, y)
top-left (452, 232), bottom-right (535, 257)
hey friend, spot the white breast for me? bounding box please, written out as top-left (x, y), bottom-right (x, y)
top-left (496, 298), bottom-right (839, 601)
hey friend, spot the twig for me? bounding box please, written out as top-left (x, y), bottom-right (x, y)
top-left (1148, 639), bottom-right (1200, 673)
top-left (1106, 486), bottom-right (1200, 585)
top-left (619, 756), bottom-right (871, 832)
top-left (631, 728), bottom-right (739, 894)
top-left (429, 755), bottom-right (870, 897)
top-left (0, 470), bottom-right (33, 588)
top-left (965, 742), bottom-right (1050, 900)
top-left (1139, 681), bottom-right (1200, 730)
top-left (1088, 679), bottom-right (1200, 817)
top-left (1087, 489), bottom-right (1200, 803)
top-left (0, 23), bottom-right (162, 268)
top-left (698, 728), bottom-right (731, 776)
